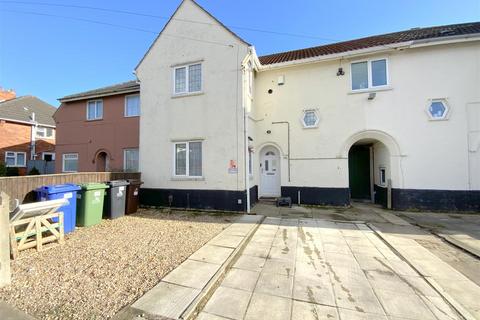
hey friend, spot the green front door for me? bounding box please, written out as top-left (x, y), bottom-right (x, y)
top-left (348, 145), bottom-right (371, 200)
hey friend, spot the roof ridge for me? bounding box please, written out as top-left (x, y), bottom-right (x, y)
top-left (258, 21), bottom-right (480, 65)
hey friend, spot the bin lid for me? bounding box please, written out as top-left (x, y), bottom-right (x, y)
top-left (107, 180), bottom-right (129, 187)
top-left (36, 183), bottom-right (81, 194)
top-left (80, 182), bottom-right (108, 190)
top-left (127, 179), bottom-right (143, 185)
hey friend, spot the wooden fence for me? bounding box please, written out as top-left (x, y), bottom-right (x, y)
top-left (0, 172), bottom-right (141, 211)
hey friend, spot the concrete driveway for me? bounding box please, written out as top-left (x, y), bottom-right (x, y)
top-left (198, 217), bottom-right (462, 320)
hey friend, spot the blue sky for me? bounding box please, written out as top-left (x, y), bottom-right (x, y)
top-left (0, 0), bottom-right (479, 106)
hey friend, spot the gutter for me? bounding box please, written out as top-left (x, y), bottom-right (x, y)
top-left (258, 33), bottom-right (480, 71)
top-left (0, 117), bottom-right (55, 128)
top-left (58, 87), bottom-right (140, 103)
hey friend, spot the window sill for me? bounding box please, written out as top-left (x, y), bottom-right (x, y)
top-left (6, 165), bottom-right (26, 168)
top-left (124, 115), bottom-right (140, 118)
top-left (302, 125), bottom-right (319, 130)
top-left (171, 176), bottom-right (205, 181)
top-left (171, 91), bottom-right (204, 99)
top-left (348, 86), bottom-right (392, 95)
top-left (85, 118), bottom-right (103, 122)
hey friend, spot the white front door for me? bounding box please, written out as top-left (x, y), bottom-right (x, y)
top-left (260, 147), bottom-right (281, 197)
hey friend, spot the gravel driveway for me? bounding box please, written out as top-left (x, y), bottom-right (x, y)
top-left (0, 209), bottom-right (233, 320)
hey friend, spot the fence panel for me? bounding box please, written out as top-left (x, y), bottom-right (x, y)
top-left (0, 172), bottom-right (141, 211)
top-left (26, 160), bottom-right (56, 175)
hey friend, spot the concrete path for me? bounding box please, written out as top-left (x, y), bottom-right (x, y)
top-left (0, 301), bottom-right (35, 320)
top-left (116, 214), bottom-right (263, 320)
top-left (197, 217), bottom-right (462, 320)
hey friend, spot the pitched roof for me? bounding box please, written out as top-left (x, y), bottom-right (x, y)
top-left (0, 96), bottom-right (56, 127)
top-left (135, 0), bottom-right (250, 70)
top-left (259, 22), bottom-right (480, 65)
top-left (59, 80), bottom-right (139, 102)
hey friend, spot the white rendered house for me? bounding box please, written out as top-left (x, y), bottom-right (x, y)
top-left (136, 0), bottom-right (480, 212)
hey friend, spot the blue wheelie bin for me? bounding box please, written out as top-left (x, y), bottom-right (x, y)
top-left (36, 183), bottom-right (81, 234)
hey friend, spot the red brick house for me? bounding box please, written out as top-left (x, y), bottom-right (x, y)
top-left (0, 96), bottom-right (56, 175)
top-left (55, 81), bottom-right (140, 173)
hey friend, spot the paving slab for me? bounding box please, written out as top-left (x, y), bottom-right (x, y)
top-left (244, 293), bottom-right (292, 320)
top-left (233, 255), bottom-right (266, 272)
top-left (221, 268), bottom-right (260, 292)
top-left (292, 300), bottom-right (339, 320)
top-left (189, 245), bottom-right (234, 265)
top-left (131, 282), bottom-right (200, 319)
top-left (203, 286), bottom-right (251, 320)
top-left (162, 259), bottom-right (220, 289)
top-left (255, 271), bottom-right (294, 298)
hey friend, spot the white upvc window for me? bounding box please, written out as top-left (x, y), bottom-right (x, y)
top-left (86, 100), bottom-right (103, 120)
top-left (351, 58), bottom-right (388, 91)
top-left (36, 126), bottom-right (54, 139)
top-left (125, 94), bottom-right (140, 117)
top-left (5, 151), bottom-right (26, 167)
top-left (174, 63), bottom-right (202, 95)
top-left (174, 141), bottom-right (202, 177)
top-left (62, 153), bottom-right (78, 172)
top-left (124, 148), bottom-right (139, 172)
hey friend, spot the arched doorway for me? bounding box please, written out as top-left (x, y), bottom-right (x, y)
top-left (95, 151), bottom-right (109, 172)
top-left (259, 146), bottom-right (281, 197)
top-left (341, 130), bottom-right (401, 207)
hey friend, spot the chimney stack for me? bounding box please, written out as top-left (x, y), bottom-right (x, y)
top-left (0, 87), bottom-right (16, 102)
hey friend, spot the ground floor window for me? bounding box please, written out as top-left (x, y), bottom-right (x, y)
top-left (62, 153), bottom-right (78, 172)
top-left (5, 151), bottom-right (26, 167)
top-left (379, 167), bottom-right (386, 186)
top-left (124, 149), bottom-right (139, 172)
top-left (174, 141), bottom-right (202, 177)
top-left (248, 148), bottom-right (253, 175)
top-left (42, 152), bottom-right (55, 161)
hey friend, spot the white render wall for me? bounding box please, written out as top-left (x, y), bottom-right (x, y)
top-left (137, 0), bottom-right (249, 191)
top-left (252, 41), bottom-right (480, 191)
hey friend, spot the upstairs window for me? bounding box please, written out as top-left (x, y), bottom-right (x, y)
top-left (174, 141), bottom-right (202, 177)
top-left (87, 100), bottom-right (103, 120)
top-left (351, 58), bottom-right (388, 90)
top-left (301, 110), bottom-right (319, 128)
top-left (5, 151), bottom-right (26, 167)
top-left (36, 126), bottom-right (54, 138)
top-left (174, 63), bottom-right (202, 95)
top-left (125, 94), bottom-right (140, 117)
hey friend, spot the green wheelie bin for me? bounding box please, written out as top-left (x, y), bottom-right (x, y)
top-left (76, 183), bottom-right (108, 227)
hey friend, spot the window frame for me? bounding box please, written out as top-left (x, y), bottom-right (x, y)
top-left (173, 62), bottom-right (203, 96)
top-left (173, 141), bottom-right (203, 178)
top-left (124, 94), bottom-right (140, 117)
top-left (62, 153), bottom-right (79, 173)
top-left (426, 98), bottom-right (450, 121)
top-left (86, 100), bottom-right (103, 121)
top-left (123, 148), bottom-right (139, 172)
top-left (5, 151), bottom-right (26, 167)
top-left (301, 109), bottom-right (320, 128)
top-left (350, 58), bottom-right (389, 92)
top-left (36, 126), bottom-right (54, 139)
top-left (42, 152), bottom-right (55, 161)
top-left (379, 167), bottom-right (387, 186)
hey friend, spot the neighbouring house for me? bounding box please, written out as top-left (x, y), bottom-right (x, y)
top-left (0, 87), bottom-right (16, 102)
top-left (0, 96), bottom-right (56, 175)
top-left (135, 0), bottom-right (480, 212)
top-left (55, 81), bottom-right (140, 173)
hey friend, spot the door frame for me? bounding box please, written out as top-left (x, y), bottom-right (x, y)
top-left (259, 145), bottom-right (281, 197)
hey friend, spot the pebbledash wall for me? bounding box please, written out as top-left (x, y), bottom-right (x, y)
top-left (137, 0), bottom-right (480, 212)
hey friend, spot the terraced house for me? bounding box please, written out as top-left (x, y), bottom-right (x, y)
top-left (135, 0), bottom-right (480, 212)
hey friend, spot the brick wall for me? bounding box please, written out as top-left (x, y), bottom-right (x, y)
top-left (0, 120), bottom-right (56, 175)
